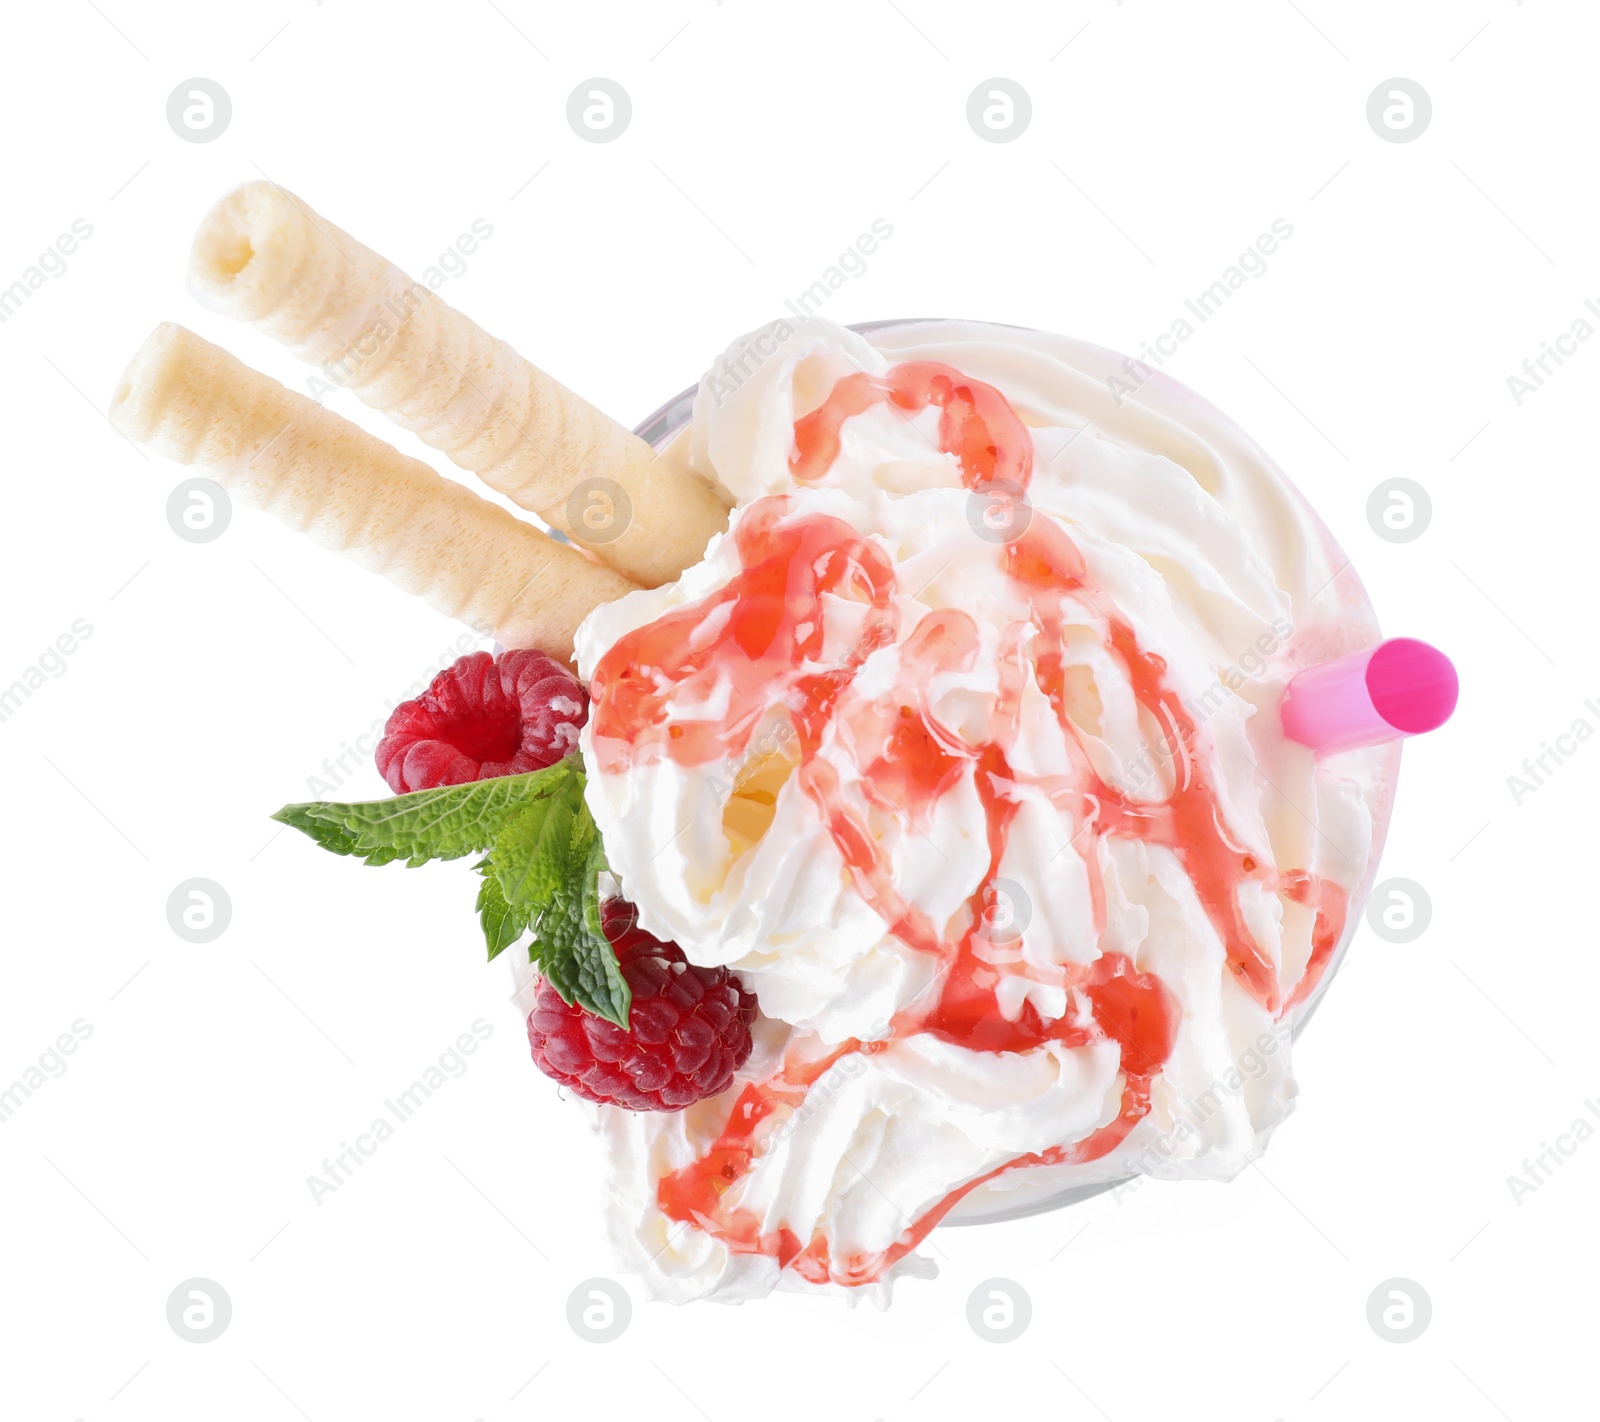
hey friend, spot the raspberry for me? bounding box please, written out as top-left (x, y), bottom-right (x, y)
top-left (376, 650), bottom-right (587, 793)
top-left (527, 900), bottom-right (758, 1112)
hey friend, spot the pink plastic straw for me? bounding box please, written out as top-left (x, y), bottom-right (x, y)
top-left (1280, 637), bottom-right (1458, 755)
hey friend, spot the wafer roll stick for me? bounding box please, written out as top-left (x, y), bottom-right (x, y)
top-left (109, 324), bottom-right (636, 662)
top-left (186, 182), bottom-right (729, 588)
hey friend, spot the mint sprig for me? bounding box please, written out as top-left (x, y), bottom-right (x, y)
top-left (273, 755), bottom-right (632, 1028)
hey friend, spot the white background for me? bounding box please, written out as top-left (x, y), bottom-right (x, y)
top-left (0, 1), bottom-right (1592, 1418)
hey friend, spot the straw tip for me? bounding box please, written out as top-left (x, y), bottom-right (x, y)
top-left (1367, 637), bottom-right (1458, 735)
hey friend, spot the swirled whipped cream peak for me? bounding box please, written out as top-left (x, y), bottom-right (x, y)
top-left (561, 316), bottom-right (1392, 1303)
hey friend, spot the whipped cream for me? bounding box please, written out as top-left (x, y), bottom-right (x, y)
top-left (555, 317), bottom-right (1391, 1303)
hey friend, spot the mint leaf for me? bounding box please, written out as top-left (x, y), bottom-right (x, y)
top-left (272, 803), bottom-right (366, 859)
top-left (473, 760), bottom-right (628, 1026)
top-left (536, 881), bottom-right (631, 1030)
top-left (491, 769), bottom-right (587, 916)
top-left (555, 790), bottom-right (628, 1027)
top-left (474, 865), bottom-right (525, 962)
top-left (274, 757), bottom-right (581, 868)
top-left (576, 822), bottom-right (610, 948)
top-left (491, 769), bottom-right (630, 1028)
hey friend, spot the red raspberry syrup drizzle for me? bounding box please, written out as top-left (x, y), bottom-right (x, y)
top-left (587, 360), bottom-right (1347, 1288)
